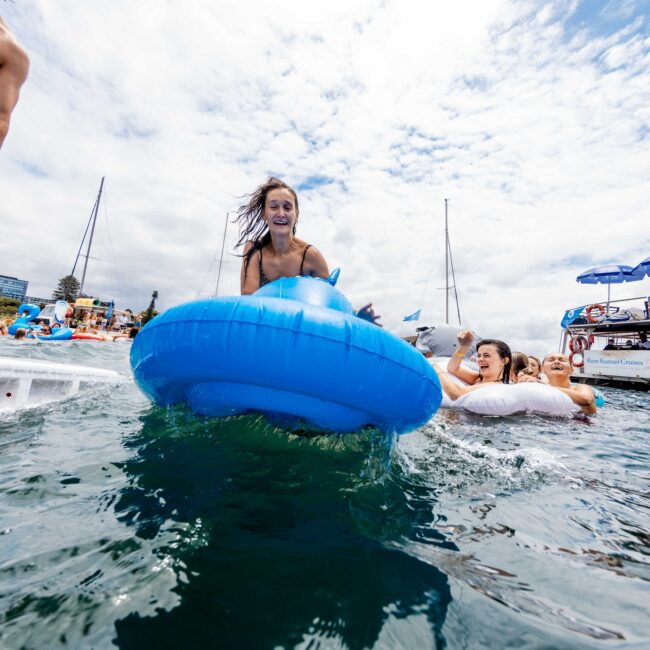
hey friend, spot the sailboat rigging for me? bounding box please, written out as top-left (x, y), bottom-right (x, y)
top-left (444, 198), bottom-right (462, 326)
top-left (214, 212), bottom-right (229, 297)
top-left (71, 176), bottom-right (105, 296)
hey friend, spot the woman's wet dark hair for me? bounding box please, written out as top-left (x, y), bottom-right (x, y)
top-left (476, 339), bottom-right (512, 384)
top-left (511, 351), bottom-right (529, 376)
top-left (234, 177), bottom-right (299, 273)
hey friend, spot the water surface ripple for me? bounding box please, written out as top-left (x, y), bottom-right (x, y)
top-left (0, 340), bottom-right (648, 649)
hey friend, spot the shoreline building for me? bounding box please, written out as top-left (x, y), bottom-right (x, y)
top-left (0, 274), bottom-right (28, 302)
top-left (24, 295), bottom-right (52, 306)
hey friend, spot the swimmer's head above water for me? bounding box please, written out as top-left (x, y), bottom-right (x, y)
top-left (476, 339), bottom-right (512, 384)
top-left (542, 353), bottom-right (573, 378)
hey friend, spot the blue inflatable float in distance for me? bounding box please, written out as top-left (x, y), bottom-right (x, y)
top-left (130, 274), bottom-right (442, 433)
top-left (7, 303), bottom-right (73, 340)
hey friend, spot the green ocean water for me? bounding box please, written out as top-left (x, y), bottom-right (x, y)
top-left (0, 339), bottom-right (648, 649)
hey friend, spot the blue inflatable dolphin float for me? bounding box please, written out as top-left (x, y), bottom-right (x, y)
top-left (130, 273), bottom-right (442, 433)
top-left (8, 303), bottom-right (73, 340)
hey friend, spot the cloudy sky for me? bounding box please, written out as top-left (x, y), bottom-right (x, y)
top-left (1, 0), bottom-right (648, 354)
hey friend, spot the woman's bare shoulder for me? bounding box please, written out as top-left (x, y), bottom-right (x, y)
top-left (303, 244), bottom-right (329, 278)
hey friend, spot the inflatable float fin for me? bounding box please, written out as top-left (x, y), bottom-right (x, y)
top-left (327, 268), bottom-right (341, 286)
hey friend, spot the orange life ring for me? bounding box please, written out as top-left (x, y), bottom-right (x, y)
top-left (569, 335), bottom-right (589, 352)
top-left (569, 351), bottom-right (584, 368)
top-left (586, 304), bottom-right (605, 323)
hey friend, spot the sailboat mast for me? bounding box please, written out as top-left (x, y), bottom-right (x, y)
top-left (445, 198), bottom-right (449, 325)
top-left (214, 213), bottom-right (229, 296)
top-left (79, 176), bottom-right (105, 297)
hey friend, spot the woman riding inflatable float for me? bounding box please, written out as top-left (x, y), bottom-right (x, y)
top-left (130, 178), bottom-right (442, 433)
top-left (238, 177), bottom-right (379, 324)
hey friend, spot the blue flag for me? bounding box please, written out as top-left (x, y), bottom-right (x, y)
top-left (106, 301), bottom-right (114, 320)
top-left (560, 306), bottom-right (584, 329)
top-left (403, 309), bottom-right (421, 322)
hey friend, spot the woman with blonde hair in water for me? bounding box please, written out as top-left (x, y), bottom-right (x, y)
top-left (236, 177), bottom-right (379, 324)
top-left (433, 330), bottom-right (512, 400)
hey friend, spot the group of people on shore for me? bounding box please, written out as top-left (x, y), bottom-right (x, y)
top-left (429, 331), bottom-right (596, 414)
top-left (0, 310), bottom-right (140, 341)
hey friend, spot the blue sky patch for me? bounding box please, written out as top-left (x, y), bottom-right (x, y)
top-left (296, 175), bottom-right (334, 191)
top-left (16, 160), bottom-right (48, 178)
top-left (565, 0), bottom-right (649, 40)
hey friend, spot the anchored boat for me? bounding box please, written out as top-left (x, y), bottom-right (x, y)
top-left (561, 295), bottom-right (650, 390)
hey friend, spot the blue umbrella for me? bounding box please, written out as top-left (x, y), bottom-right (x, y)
top-left (633, 256), bottom-right (650, 277)
top-left (576, 264), bottom-right (644, 305)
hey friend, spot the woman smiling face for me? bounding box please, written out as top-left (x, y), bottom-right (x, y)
top-left (264, 187), bottom-right (298, 235)
top-left (477, 343), bottom-right (508, 382)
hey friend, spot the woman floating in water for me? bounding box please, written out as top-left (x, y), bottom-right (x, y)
top-left (433, 330), bottom-right (512, 400)
top-left (541, 353), bottom-right (596, 414)
top-left (510, 351), bottom-right (529, 383)
top-left (517, 354), bottom-right (549, 383)
top-left (236, 177), bottom-right (380, 324)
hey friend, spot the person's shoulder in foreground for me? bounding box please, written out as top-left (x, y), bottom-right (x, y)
top-left (0, 16), bottom-right (29, 148)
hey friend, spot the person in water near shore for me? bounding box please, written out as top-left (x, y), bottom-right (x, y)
top-left (0, 16), bottom-right (29, 149)
top-left (518, 354), bottom-right (549, 384)
top-left (111, 327), bottom-right (139, 342)
top-left (528, 355), bottom-right (542, 377)
top-left (510, 351), bottom-right (529, 382)
top-left (542, 353), bottom-right (596, 415)
top-left (433, 330), bottom-right (512, 400)
top-left (236, 177), bottom-right (380, 324)
top-left (15, 327), bottom-right (39, 342)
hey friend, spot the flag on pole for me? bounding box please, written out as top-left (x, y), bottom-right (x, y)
top-left (106, 301), bottom-right (114, 320)
top-left (560, 306), bottom-right (584, 329)
top-left (403, 309), bottom-right (421, 322)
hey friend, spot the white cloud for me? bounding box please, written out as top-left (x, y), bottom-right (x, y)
top-left (0, 0), bottom-right (648, 356)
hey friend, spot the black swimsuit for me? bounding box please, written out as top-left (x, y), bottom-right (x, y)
top-left (259, 245), bottom-right (312, 288)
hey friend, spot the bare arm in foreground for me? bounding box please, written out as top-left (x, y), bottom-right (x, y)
top-left (0, 17), bottom-right (29, 148)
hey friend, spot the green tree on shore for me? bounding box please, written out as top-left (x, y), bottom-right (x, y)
top-left (141, 290), bottom-right (158, 325)
top-left (0, 296), bottom-right (20, 320)
top-left (52, 275), bottom-right (80, 302)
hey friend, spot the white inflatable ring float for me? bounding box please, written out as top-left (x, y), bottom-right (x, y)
top-left (431, 357), bottom-right (578, 416)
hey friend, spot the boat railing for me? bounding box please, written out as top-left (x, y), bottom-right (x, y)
top-left (565, 295), bottom-right (649, 325)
